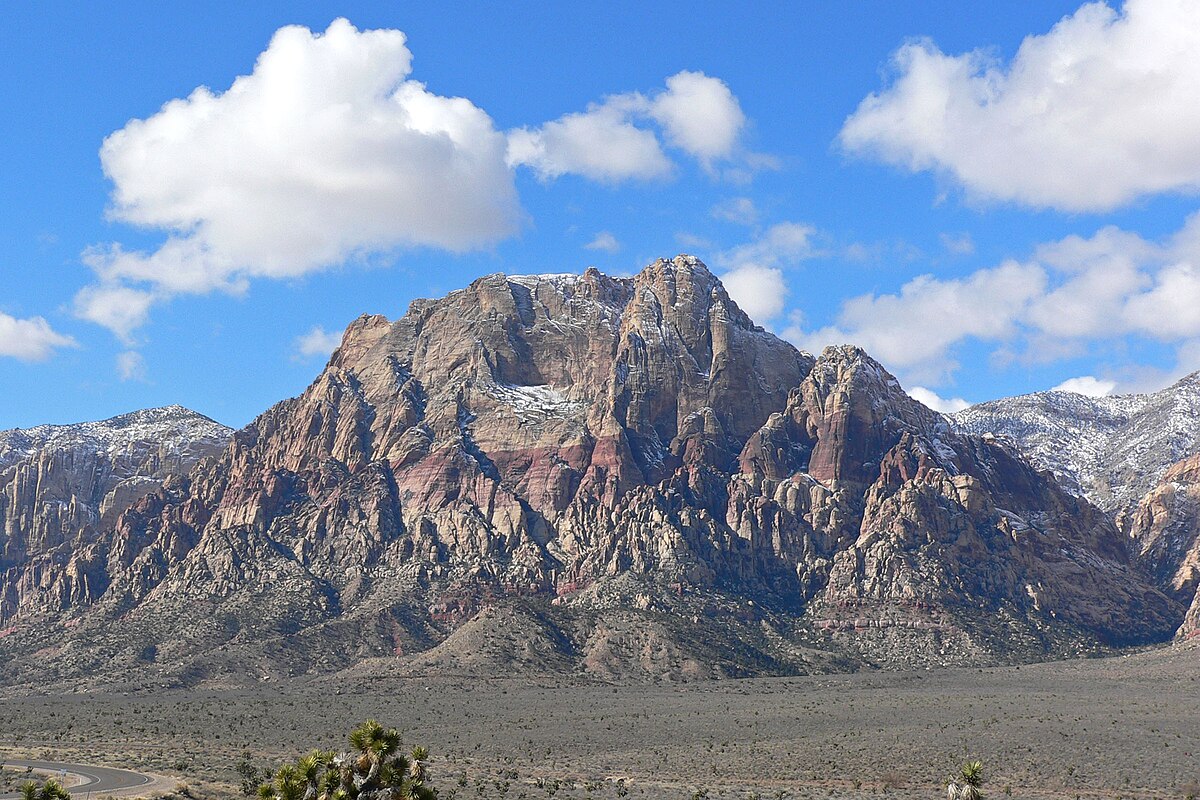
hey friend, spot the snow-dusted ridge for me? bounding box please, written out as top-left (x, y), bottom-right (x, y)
top-left (0, 405), bottom-right (235, 564)
top-left (952, 372), bottom-right (1200, 513)
top-left (0, 407), bottom-right (231, 455)
top-left (0, 404), bottom-right (233, 467)
top-left (505, 273), bottom-right (582, 290)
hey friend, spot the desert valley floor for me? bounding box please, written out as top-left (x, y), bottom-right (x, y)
top-left (2, 644), bottom-right (1197, 800)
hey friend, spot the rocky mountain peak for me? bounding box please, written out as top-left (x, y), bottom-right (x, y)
top-left (807, 346), bottom-right (927, 413)
top-left (770, 344), bottom-right (950, 485)
top-left (632, 255), bottom-right (757, 329)
top-left (953, 368), bottom-right (1200, 513)
top-left (0, 261), bottom-right (1186, 687)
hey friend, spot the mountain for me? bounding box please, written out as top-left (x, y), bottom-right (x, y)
top-left (0, 257), bottom-right (1182, 688)
top-left (729, 346), bottom-right (1176, 660)
top-left (953, 374), bottom-right (1200, 514)
top-left (1117, 453), bottom-right (1200, 640)
top-left (953, 377), bottom-right (1200, 640)
top-left (0, 405), bottom-right (232, 615)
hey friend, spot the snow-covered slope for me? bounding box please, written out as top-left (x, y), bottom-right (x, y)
top-left (0, 404), bottom-right (231, 467)
top-left (953, 373), bottom-right (1200, 514)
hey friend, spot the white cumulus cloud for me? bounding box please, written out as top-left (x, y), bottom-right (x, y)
top-left (646, 70), bottom-right (746, 166)
top-left (1052, 375), bottom-right (1117, 396)
top-left (840, 0), bottom-right (1200, 211)
top-left (506, 100), bottom-right (670, 182)
top-left (507, 70), bottom-right (747, 182)
top-left (788, 260), bottom-right (1046, 382)
top-left (79, 18), bottom-right (521, 337)
top-left (294, 326), bottom-right (344, 360)
top-left (73, 283), bottom-right (156, 343)
top-left (785, 212), bottom-right (1200, 392)
top-left (721, 221), bottom-right (819, 269)
top-left (907, 386), bottom-right (971, 414)
top-left (1025, 215), bottom-right (1200, 344)
top-left (1024, 227), bottom-right (1156, 340)
top-left (716, 222), bottom-right (819, 324)
top-left (721, 264), bottom-right (789, 324)
top-left (0, 312), bottom-right (77, 362)
top-left (1123, 262), bottom-right (1200, 339)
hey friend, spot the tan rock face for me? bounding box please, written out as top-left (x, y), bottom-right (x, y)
top-left (1119, 453), bottom-right (1200, 638)
top-left (728, 345), bottom-right (1177, 656)
top-left (0, 258), bottom-right (1184, 685)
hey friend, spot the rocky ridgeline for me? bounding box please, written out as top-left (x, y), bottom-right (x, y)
top-left (0, 257), bottom-right (1186, 688)
top-left (0, 406), bottom-right (232, 618)
top-left (953, 376), bottom-right (1200, 641)
top-left (954, 375), bottom-right (1200, 514)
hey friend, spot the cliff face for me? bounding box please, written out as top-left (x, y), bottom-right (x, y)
top-left (1118, 454), bottom-right (1200, 639)
top-left (0, 406), bottom-right (231, 621)
top-left (727, 347), bottom-right (1176, 661)
top-left (955, 379), bottom-right (1200, 640)
top-left (0, 257), bottom-right (1182, 687)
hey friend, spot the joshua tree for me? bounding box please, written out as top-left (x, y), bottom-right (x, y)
top-left (947, 761), bottom-right (985, 800)
top-left (257, 720), bottom-right (436, 800)
top-left (19, 779), bottom-right (71, 800)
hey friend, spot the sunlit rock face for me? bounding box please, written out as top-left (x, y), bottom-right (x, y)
top-left (0, 257), bottom-right (1183, 687)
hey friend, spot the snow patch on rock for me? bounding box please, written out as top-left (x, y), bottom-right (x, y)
top-left (489, 384), bottom-right (585, 423)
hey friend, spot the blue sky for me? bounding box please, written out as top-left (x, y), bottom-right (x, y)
top-left (3, 0), bottom-right (1199, 428)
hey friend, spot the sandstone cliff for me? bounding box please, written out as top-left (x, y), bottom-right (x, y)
top-left (1118, 454), bottom-right (1200, 639)
top-left (0, 258), bottom-right (1181, 687)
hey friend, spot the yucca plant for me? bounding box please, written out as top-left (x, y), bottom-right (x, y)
top-left (947, 760), bottom-right (985, 800)
top-left (18, 779), bottom-right (71, 800)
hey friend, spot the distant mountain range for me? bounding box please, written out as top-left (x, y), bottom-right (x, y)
top-left (954, 375), bottom-right (1200, 514)
top-left (0, 257), bottom-right (1194, 689)
top-left (953, 378), bottom-right (1200, 643)
top-left (0, 405), bottom-right (231, 586)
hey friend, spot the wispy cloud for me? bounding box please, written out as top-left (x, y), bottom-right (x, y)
top-left (584, 231), bottom-right (621, 253)
top-left (710, 196), bottom-right (759, 226)
top-left (116, 350), bottom-right (147, 382)
top-left (939, 232), bottom-right (975, 256)
top-left (0, 312), bottom-right (76, 362)
top-left (293, 326), bottom-right (343, 360)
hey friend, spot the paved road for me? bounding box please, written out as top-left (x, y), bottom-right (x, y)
top-left (0, 759), bottom-right (154, 798)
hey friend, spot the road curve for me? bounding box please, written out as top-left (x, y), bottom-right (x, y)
top-left (0, 759), bottom-right (154, 798)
